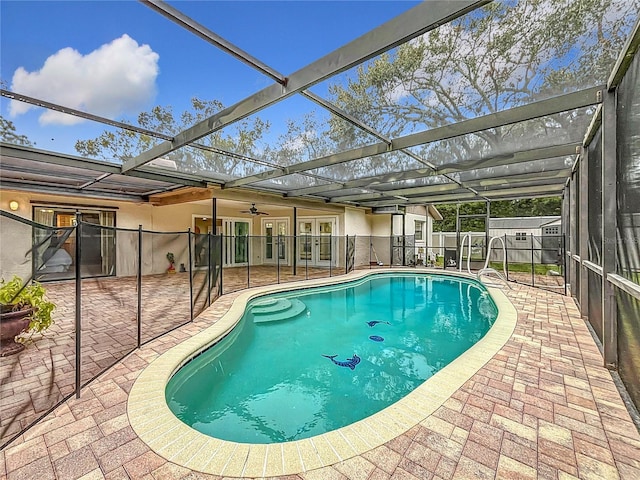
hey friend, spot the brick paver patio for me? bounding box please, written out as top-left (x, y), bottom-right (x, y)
top-left (0, 266), bottom-right (335, 448)
top-left (1, 272), bottom-right (639, 479)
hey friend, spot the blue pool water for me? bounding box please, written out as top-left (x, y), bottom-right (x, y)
top-left (166, 273), bottom-right (498, 444)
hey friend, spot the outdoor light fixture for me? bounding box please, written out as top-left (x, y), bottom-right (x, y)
top-left (9, 200), bottom-right (19, 211)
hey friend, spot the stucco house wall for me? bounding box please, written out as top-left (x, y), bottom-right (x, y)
top-left (1, 189), bottom-right (441, 279)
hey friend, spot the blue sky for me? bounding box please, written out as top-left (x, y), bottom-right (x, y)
top-left (0, 1), bottom-right (419, 159)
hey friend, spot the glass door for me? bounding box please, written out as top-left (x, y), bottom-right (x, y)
top-left (298, 221), bottom-right (313, 264)
top-left (317, 221), bottom-right (333, 265)
top-left (263, 219), bottom-right (289, 264)
top-left (32, 207), bottom-right (116, 281)
top-left (234, 221), bottom-right (249, 264)
top-left (297, 218), bottom-right (336, 267)
top-left (222, 219), bottom-right (251, 266)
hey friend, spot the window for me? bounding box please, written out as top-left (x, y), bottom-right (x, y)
top-left (414, 220), bottom-right (424, 240)
top-left (544, 226), bottom-right (560, 235)
top-left (515, 232), bottom-right (527, 241)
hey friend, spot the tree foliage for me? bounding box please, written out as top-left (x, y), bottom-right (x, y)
top-left (54, 0), bottom-right (638, 196)
top-left (433, 197), bottom-right (562, 232)
top-left (0, 116), bottom-right (32, 147)
top-left (327, 0), bottom-right (636, 171)
top-left (74, 98), bottom-right (270, 178)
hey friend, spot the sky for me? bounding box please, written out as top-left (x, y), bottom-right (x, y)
top-left (0, 0), bottom-right (420, 159)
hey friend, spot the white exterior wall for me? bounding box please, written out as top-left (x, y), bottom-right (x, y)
top-left (488, 227), bottom-right (543, 238)
top-left (370, 214), bottom-right (390, 236)
top-left (2, 189), bottom-right (443, 277)
top-left (1, 190), bottom-right (220, 279)
top-left (344, 208), bottom-right (368, 236)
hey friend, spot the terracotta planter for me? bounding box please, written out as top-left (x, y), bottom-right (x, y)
top-left (0, 305), bottom-right (33, 357)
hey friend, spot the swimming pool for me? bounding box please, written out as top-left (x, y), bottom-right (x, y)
top-left (165, 273), bottom-right (497, 444)
top-left (128, 269), bottom-right (516, 477)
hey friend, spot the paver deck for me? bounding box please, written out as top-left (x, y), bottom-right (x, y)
top-left (1, 271), bottom-right (639, 479)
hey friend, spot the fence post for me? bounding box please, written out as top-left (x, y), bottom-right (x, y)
top-left (207, 232), bottom-right (212, 306)
top-left (329, 235), bottom-right (332, 277)
top-left (293, 208), bottom-right (297, 276)
top-left (305, 236), bottom-right (309, 280)
top-left (531, 235), bottom-right (535, 287)
top-left (369, 236), bottom-right (372, 269)
top-left (345, 235), bottom-right (349, 274)
top-left (247, 234), bottom-right (250, 289)
top-left (188, 228), bottom-right (194, 322)
top-left (74, 216), bottom-right (82, 398)
top-left (563, 234), bottom-right (567, 296)
top-left (277, 236), bottom-right (280, 284)
top-left (504, 234), bottom-right (509, 281)
top-left (137, 225), bottom-right (142, 348)
top-left (219, 235), bottom-right (223, 297)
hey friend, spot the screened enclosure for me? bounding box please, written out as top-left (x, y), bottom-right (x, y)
top-left (1, 0), bottom-right (640, 445)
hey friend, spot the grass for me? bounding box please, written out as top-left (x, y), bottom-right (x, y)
top-left (489, 262), bottom-right (562, 275)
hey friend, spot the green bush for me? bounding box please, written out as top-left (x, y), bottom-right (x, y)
top-left (0, 276), bottom-right (56, 340)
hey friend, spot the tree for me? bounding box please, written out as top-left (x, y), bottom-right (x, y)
top-left (433, 198), bottom-right (562, 232)
top-left (0, 116), bottom-right (32, 147)
top-left (74, 98), bottom-right (270, 178)
top-left (327, 0), bottom-right (637, 171)
top-left (70, 0), bottom-right (637, 191)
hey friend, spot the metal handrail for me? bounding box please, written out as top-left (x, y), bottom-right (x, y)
top-left (458, 233), bottom-right (473, 275)
top-left (483, 236), bottom-right (508, 277)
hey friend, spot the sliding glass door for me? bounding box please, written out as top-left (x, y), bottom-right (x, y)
top-left (32, 206), bottom-right (116, 281)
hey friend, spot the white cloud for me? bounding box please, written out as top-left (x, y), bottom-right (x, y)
top-left (9, 34), bottom-right (159, 125)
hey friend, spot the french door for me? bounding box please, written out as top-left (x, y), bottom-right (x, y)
top-left (223, 219), bottom-right (251, 266)
top-left (297, 218), bottom-right (336, 267)
top-left (262, 218), bottom-right (289, 264)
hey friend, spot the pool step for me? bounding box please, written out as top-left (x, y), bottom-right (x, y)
top-left (252, 298), bottom-right (307, 323)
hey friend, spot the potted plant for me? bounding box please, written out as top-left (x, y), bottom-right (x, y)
top-left (0, 276), bottom-right (56, 356)
top-left (166, 252), bottom-right (176, 274)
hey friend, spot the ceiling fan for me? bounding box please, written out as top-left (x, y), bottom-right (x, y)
top-left (240, 203), bottom-right (269, 216)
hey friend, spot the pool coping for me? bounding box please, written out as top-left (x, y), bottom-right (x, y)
top-left (127, 269), bottom-right (518, 478)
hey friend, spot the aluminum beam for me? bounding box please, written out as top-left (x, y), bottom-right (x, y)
top-left (602, 90), bottom-right (618, 369)
top-left (482, 183), bottom-right (565, 197)
top-left (136, 5), bottom-right (404, 175)
top-left (286, 143), bottom-right (579, 197)
top-left (362, 191), bottom-right (476, 206)
top-left (0, 89), bottom-right (174, 141)
top-left (142, 0), bottom-right (286, 85)
top-left (0, 89), bottom-right (289, 177)
top-left (394, 86), bottom-right (601, 150)
top-left (145, 0), bottom-right (484, 167)
top-left (579, 147), bottom-right (589, 314)
top-left (0, 143), bottom-right (207, 187)
top-left (583, 105), bottom-right (603, 147)
top-left (607, 273), bottom-right (640, 301)
top-left (458, 190), bottom-right (564, 202)
top-left (607, 15), bottom-right (640, 90)
top-left (328, 169), bottom-right (570, 203)
top-left (123, 1), bottom-right (490, 172)
top-left (224, 87), bottom-right (602, 189)
top-left (464, 167), bottom-right (571, 188)
top-left (359, 183), bottom-right (564, 207)
top-left (299, 91), bottom-right (392, 144)
top-left (0, 180), bottom-right (148, 201)
top-left (299, 94), bottom-right (443, 180)
top-left (329, 182), bottom-right (460, 202)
